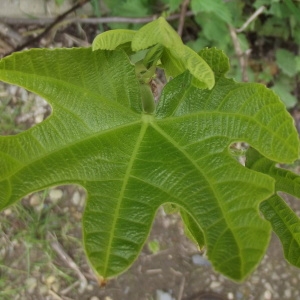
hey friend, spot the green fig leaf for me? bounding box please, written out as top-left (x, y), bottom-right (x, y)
top-left (0, 46), bottom-right (299, 283)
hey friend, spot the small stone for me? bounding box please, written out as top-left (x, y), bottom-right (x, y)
top-left (284, 289), bottom-right (291, 298)
top-left (192, 254), bottom-right (211, 266)
top-left (3, 208), bottom-right (12, 216)
top-left (52, 282), bottom-right (60, 293)
top-left (30, 195), bottom-right (41, 207)
top-left (49, 189), bottom-right (63, 203)
top-left (209, 281), bottom-right (221, 289)
top-left (45, 275), bottom-right (56, 287)
top-left (264, 290), bottom-right (272, 300)
top-left (251, 276), bottom-right (260, 284)
top-left (35, 114), bottom-right (44, 123)
top-left (264, 282), bottom-right (274, 292)
top-left (86, 284), bottom-right (94, 291)
top-left (156, 290), bottom-right (174, 300)
top-left (227, 292), bottom-right (234, 299)
top-left (104, 297), bottom-right (113, 300)
top-left (72, 191), bottom-right (81, 206)
top-left (25, 277), bottom-right (37, 294)
top-left (90, 297), bottom-right (100, 300)
top-left (34, 203), bottom-right (44, 213)
top-left (235, 291), bottom-right (243, 300)
top-left (38, 285), bottom-right (49, 295)
top-left (271, 273), bottom-right (280, 281)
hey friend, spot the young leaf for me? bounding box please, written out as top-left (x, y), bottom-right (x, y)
top-left (131, 17), bottom-right (183, 51)
top-left (191, 0), bottom-right (232, 24)
top-left (92, 29), bottom-right (136, 51)
top-left (246, 148), bottom-right (300, 267)
top-left (0, 47), bottom-right (299, 282)
top-left (275, 48), bottom-right (298, 77)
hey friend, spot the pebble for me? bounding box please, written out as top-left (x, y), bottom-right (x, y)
top-left (45, 275), bottom-right (56, 287)
top-left (25, 277), bottom-right (37, 294)
top-left (3, 208), bottom-right (12, 216)
top-left (227, 292), bottom-right (234, 299)
top-left (29, 194), bottom-right (41, 207)
top-left (72, 191), bottom-right (81, 206)
top-left (210, 281), bottom-right (221, 289)
top-left (38, 285), bottom-right (49, 295)
top-left (90, 297), bottom-right (100, 300)
top-left (192, 254), bottom-right (211, 266)
top-left (284, 289), bottom-right (291, 298)
top-left (35, 114), bottom-right (44, 123)
top-left (264, 290), bottom-right (272, 300)
top-left (156, 290), bottom-right (174, 300)
top-left (49, 189), bottom-right (63, 203)
top-left (86, 284), bottom-right (94, 291)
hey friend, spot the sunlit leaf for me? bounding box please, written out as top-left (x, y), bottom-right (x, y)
top-left (0, 46), bottom-right (298, 282)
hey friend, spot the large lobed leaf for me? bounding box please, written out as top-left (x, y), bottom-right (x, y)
top-left (0, 46), bottom-right (299, 282)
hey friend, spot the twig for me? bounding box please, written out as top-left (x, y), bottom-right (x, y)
top-left (0, 22), bottom-right (23, 47)
top-left (47, 232), bottom-right (88, 294)
top-left (236, 6), bottom-right (266, 33)
top-left (60, 280), bottom-right (80, 295)
top-left (48, 289), bottom-right (64, 300)
top-left (4, 0), bottom-right (91, 56)
top-left (177, 277), bottom-right (186, 300)
top-left (177, 0), bottom-right (190, 37)
top-left (229, 25), bottom-right (250, 82)
top-left (63, 33), bottom-right (90, 47)
top-left (0, 11), bottom-right (195, 26)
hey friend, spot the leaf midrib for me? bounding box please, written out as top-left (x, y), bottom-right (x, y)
top-left (102, 118), bottom-right (149, 276)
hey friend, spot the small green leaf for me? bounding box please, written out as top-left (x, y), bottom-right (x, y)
top-left (276, 48), bottom-right (298, 77)
top-left (140, 83), bottom-right (155, 113)
top-left (148, 239), bottom-right (160, 254)
top-left (143, 44), bottom-right (164, 69)
top-left (198, 47), bottom-right (230, 77)
top-left (161, 46), bottom-right (215, 89)
top-left (271, 81), bottom-right (297, 109)
top-left (131, 17), bottom-right (183, 51)
top-left (191, 0), bottom-right (232, 23)
top-left (92, 29), bottom-right (136, 51)
top-left (161, 0), bottom-right (182, 12)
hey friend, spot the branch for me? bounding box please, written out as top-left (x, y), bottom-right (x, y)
top-left (0, 11), bottom-right (195, 26)
top-left (47, 232), bottom-right (88, 294)
top-left (177, 0), bottom-right (190, 37)
top-left (4, 0), bottom-right (91, 56)
top-left (236, 6), bottom-right (266, 33)
top-left (229, 25), bottom-right (250, 82)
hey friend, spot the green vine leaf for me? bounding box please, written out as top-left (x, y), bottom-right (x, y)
top-left (0, 45), bottom-right (299, 282)
top-left (246, 148), bottom-right (300, 267)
